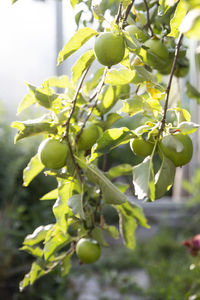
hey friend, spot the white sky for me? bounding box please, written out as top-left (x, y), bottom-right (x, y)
top-left (0, 0), bottom-right (76, 115)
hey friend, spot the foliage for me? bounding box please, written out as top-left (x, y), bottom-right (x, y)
top-left (11, 0), bottom-right (200, 291)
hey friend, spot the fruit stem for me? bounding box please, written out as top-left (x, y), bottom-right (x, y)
top-left (143, 0), bottom-right (154, 37)
top-left (158, 33), bottom-right (184, 137)
top-left (76, 67), bottom-right (108, 143)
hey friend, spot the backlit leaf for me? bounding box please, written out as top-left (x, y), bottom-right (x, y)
top-left (105, 69), bottom-right (136, 85)
top-left (17, 93), bottom-right (36, 115)
top-left (120, 96), bottom-right (144, 116)
top-left (40, 189), bottom-right (58, 200)
top-left (178, 121), bottom-right (200, 134)
top-left (72, 49), bottom-right (95, 85)
top-left (168, 0), bottom-right (188, 37)
top-left (68, 194), bottom-right (85, 219)
top-left (23, 154), bottom-right (44, 187)
top-left (57, 28), bottom-right (97, 65)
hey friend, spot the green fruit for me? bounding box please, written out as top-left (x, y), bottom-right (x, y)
top-left (130, 137), bottom-right (154, 157)
top-left (76, 238), bottom-right (101, 264)
top-left (77, 124), bottom-right (100, 151)
top-left (125, 24), bottom-right (148, 42)
top-left (174, 57), bottom-right (189, 78)
top-left (159, 133), bottom-right (193, 167)
top-left (94, 32), bottom-right (125, 67)
top-left (140, 38), bottom-right (169, 69)
top-left (38, 138), bottom-right (68, 169)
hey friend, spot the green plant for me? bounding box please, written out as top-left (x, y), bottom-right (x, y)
top-left (10, 0), bottom-right (200, 292)
top-left (159, 133), bottom-right (193, 167)
top-left (38, 138), bottom-right (68, 169)
top-left (94, 32), bottom-right (125, 66)
top-left (76, 238), bottom-right (101, 263)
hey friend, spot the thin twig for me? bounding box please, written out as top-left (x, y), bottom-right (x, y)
top-left (65, 67), bottom-right (90, 137)
top-left (143, 0), bottom-right (154, 37)
top-left (158, 33), bottom-right (184, 136)
top-left (76, 67), bottom-right (108, 143)
top-left (115, 1), bottom-right (123, 25)
top-left (122, 0), bottom-right (135, 28)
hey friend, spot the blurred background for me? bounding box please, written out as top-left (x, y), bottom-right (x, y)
top-left (1, 0), bottom-right (200, 299)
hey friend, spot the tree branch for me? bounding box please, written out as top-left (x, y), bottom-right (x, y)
top-left (143, 0), bottom-right (154, 37)
top-left (76, 67), bottom-right (108, 143)
top-left (159, 33), bottom-right (184, 136)
top-left (122, 0), bottom-right (135, 28)
top-left (115, 1), bottom-right (123, 25)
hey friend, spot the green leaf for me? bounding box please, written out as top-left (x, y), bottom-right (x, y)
top-left (23, 224), bottom-right (53, 246)
top-left (105, 69), bottom-right (136, 85)
top-left (92, 127), bottom-right (134, 157)
top-left (115, 201), bottom-right (146, 249)
top-left (43, 75), bottom-right (73, 89)
top-left (168, 0), bottom-right (188, 37)
top-left (120, 96), bottom-right (144, 116)
top-left (23, 154), bottom-right (44, 187)
top-left (11, 119), bottom-right (58, 143)
top-left (175, 107), bottom-right (191, 122)
top-left (20, 245), bottom-right (43, 258)
top-left (104, 113), bottom-right (122, 130)
top-left (186, 81), bottom-right (200, 102)
top-left (70, 0), bottom-right (80, 8)
top-left (180, 8), bottom-right (200, 39)
top-left (132, 156), bottom-right (155, 201)
top-left (92, 5), bottom-right (105, 21)
top-left (61, 253), bottom-right (73, 277)
top-left (68, 194), bottom-right (85, 219)
top-left (98, 85), bottom-right (116, 114)
top-left (91, 227), bottom-right (108, 246)
top-left (26, 83), bottom-right (58, 109)
top-left (155, 155), bottom-right (176, 199)
top-left (122, 0), bottom-right (133, 10)
top-left (84, 68), bottom-right (105, 94)
top-left (75, 10), bottom-right (83, 26)
top-left (75, 157), bottom-right (127, 205)
top-left (43, 225), bottom-right (71, 260)
top-left (103, 224), bottom-right (119, 239)
top-left (40, 189), bottom-right (58, 200)
top-left (53, 179), bottom-right (79, 232)
top-left (72, 49), bottom-right (95, 85)
top-left (178, 121), bottom-right (200, 134)
top-left (17, 93), bottom-right (36, 115)
top-left (108, 164), bottom-right (133, 179)
top-left (134, 65), bottom-right (158, 85)
top-left (12, 0), bottom-right (18, 3)
top-left (19, 259), bottom-right (46, 291)
top-left (57, 28), bottom-right (97, 65)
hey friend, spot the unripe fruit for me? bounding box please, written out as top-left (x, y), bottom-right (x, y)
top-left (125, 24), bottom-right (148, 42)
top-left (94, 32), bottom-right (125, 67)
top-left (141, 38), bottom-right (169, 69)
top-left (77, 124), bottom-right (100, 151)
top-left (38, 138), bottom-right (68, 169)
top-left (159, 133), bottom-right (193, 167)
top-left (76, 238), bottom-right (101, 264)
top-left (130, 137), bottom-right (154, 157)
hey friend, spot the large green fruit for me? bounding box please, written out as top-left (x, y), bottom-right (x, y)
top-left (76, 238), bottom-right (101, 264)
top-left (77, 124), bottom-right (100, 151)
top-left (94, 32), bottom-right (125, 66)
top-left (159, 133), bottom-right (193, 167)
top-left (140, 38), bottom-right (169, 69)
top-left (130, 137), bottom-right (154, 157)
top-left (125, 24), bottom-right (148, 42)
top-left (38, 138), bottom-right (68, 169)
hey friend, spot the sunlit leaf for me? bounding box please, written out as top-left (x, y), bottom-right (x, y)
top-left (168, 0), bottom-right (188, 37)
top-left (155, 155), bottom-right (175, 199)
top-left (40, 189), bottom-right (58, 200)
top-left (178, 121), bottom-right (200, 134)
top-left (68, 194), bottom-right (85, 219)
top-left (17, 93), bottom-right (36, 115)
top-left (180, 8), bottom-right (200, 39)
top-left (132, 156), bottom-right (155, 201)
top-left (11, 119), bottom-right (58, 143)
top-left (108, 164), bottom-right (133, 179)
top-left (98, 85), bottom-right (116, 114)
top-left (43, 75), bottom-right (73, 89)
top-left (57, 28), bottom-right (97, 65)
top-left (120, 96), bottom-right (144, 116)
top-left (72, 49), bottom-right (95, 85)
top-left (103, 224), bottom-right (119, 240)
top-left (61, 253), bottom-right (73, 277)
top-left (23, 224), bottom-right (53, 246)
top-left (105, 69), bottom-right (136, 85)
top-left (84, 68), bottom-right (104, 94)
top-left (20, 245), bottom-right (43, 258)
top-left (23, 154), bottom-right (44, 187)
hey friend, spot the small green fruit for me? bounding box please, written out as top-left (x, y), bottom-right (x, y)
top-left (159, 133), bottom-right (193, 167)
top-left (38, 138), bottom-right (68, 169)
top-left (94, 32), bottom-right (125, 67)
top-left (125, 24), bottom-right (148, 42)
top-left (77, 124), bottom-right (100, 151)
top-left (130, 137), bottom-right (154, 157)
top-left (76, 238), bottom-right (101, 264)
